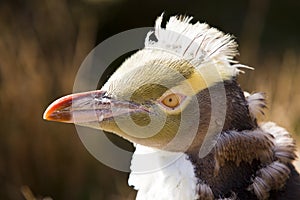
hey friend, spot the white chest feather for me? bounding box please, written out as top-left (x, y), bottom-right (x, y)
top-left (128, 145), bottom-right (199, 200)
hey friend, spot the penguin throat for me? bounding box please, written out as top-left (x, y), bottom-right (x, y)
top-left (128, 144), bottom-right (199, 200)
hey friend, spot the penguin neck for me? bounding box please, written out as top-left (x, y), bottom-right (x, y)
top-left (188, 78), bottom-right (256, 153)
top-left (205, 78), bottom-right (256, 132)
top-left (184, 78), bottom-right (259, 198)
top-left (220, 78), bottom-right (256, 131)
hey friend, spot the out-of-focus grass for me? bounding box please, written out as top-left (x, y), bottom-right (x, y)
top-left (0, 0), bottom-right (299, 199)
top-left (240, 51), bottom-right (300, 133)
top-left (0, 0), bottom-right (135, 199)
top-left (239, 51), bottom-right (300, 170)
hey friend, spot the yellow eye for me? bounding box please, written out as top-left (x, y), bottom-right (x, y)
top-left (161, 93), bottom-right (181, 109)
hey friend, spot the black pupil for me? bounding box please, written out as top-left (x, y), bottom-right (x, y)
top-left (169, 98), bottom-right (173, 102)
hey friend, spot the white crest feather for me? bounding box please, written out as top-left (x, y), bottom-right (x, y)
top-left (145, 14), bottom-right (250, 77)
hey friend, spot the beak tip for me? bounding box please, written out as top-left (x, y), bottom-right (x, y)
top-left (42, 108), bottom-right (73, 123)
top-left (43, 109), bottom-right (52, 121)
top-left (43, 102), bottom-right (53, 120)
top-left (43, 96), bottom-right (73, 123)
top-left (43, 112), bottom-right (48, 120)
top-left (43, 104), bottom-right (52, 121)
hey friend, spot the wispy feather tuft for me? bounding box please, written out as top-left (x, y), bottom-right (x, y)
top-left (145, 14), bottom-right (249, 77)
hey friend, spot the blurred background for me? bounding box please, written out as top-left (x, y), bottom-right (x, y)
top-left (0, 0), bottom-right (299, 199)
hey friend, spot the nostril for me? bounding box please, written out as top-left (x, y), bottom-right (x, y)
top-left (102, 92), bottom-right (111, 99)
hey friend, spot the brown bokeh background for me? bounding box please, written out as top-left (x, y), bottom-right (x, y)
top-left (0, 0), bottom-right (299, 199)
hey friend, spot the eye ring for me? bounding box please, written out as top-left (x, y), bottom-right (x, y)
top-left (160, 93), bottom-right (184, 109)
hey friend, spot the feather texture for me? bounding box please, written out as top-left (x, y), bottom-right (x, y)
top-left (128, 144), bottom-right (199, 200)
top-left (145, 14), bottom-right (252, 78)
top-left (244, 92), bottom-right (267, 120)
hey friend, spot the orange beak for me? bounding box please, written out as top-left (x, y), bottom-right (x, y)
top-left (43, 90), bottom-right (149, 125)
